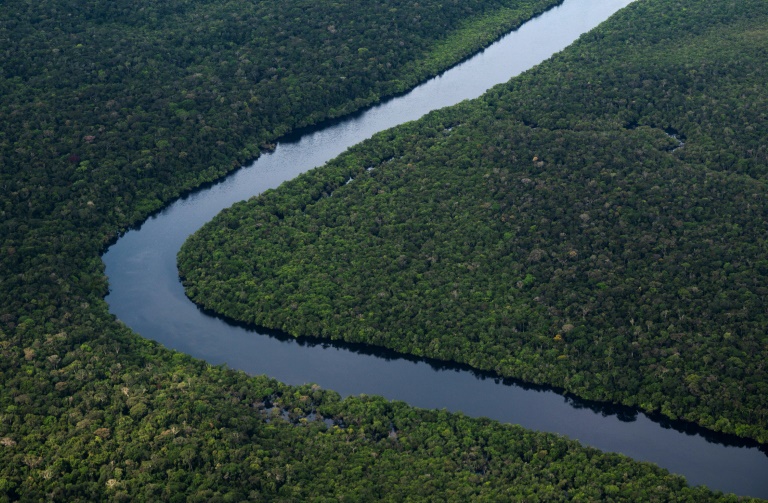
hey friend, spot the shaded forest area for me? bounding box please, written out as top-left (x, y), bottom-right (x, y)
top-left (180, 0), bottom-right (768, 445)
top-left (4, 0), bottom-right (745, 499)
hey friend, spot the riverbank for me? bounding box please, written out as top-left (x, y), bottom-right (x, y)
top-left (111, 0), bottom-right (766, 498)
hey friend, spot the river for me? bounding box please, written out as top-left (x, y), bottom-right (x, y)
top-left (102, 0), bottom-right (768, 497)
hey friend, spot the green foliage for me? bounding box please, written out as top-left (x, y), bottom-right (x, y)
top-left (180, 0), bottom-right (768, 444)
top-left (4, 0), bottom-right (735, 498)
top-left (0, 357), bottom-right (740, 500)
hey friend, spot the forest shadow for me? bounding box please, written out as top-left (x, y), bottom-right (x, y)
top-left (196, 302), bottom-right (767, 457)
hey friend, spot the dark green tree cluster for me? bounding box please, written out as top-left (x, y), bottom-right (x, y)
top-left (0, 0), bottom-right (561, 229)
top-left (180, 0), bottom-right (768, 444)
top-left (4, 0), bottom-right (738, 498)
top-left (0, 343), bottom-right (739, 501)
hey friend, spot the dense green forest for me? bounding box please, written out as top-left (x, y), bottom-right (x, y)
top-left (0, 358), bottom-right (744, 501)
top-left (180, 0), bottom-right (768, 446)
top-left (0, 0), bottom-right (561, 226)
top-left (4, 0), bottom-right (747, 498)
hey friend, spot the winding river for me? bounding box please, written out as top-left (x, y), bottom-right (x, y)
top-left (103, 0), bottom-right (768, 497)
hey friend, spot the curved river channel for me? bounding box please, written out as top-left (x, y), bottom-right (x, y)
top-left (103, 0), bottom-right (768, 497)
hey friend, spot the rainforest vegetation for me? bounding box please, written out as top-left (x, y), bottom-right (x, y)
top-left (4, 0), bottom-right (747, 498)
top-left (180, 0), bottom-right (768, 448)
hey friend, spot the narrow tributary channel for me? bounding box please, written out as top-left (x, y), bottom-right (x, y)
top-left (103, 0), bottom-right (768, 497)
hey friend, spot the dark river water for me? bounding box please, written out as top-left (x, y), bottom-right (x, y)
top-left (103, 0), bottom-right (768, 497)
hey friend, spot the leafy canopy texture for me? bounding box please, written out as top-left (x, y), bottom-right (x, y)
top-left (5, 0), bottom-right (738, 499)
top-left (180, 0), bottom-right (768, 444)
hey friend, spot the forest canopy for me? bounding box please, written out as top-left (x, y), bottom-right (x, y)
top-left (6, 0), bottom-right (745, 499)
top-left (179, 0), bottom-right (768, 445)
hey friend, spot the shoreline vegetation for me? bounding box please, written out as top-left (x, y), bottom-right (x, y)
top-left (180, 0), bottom-right (768, 448)
top-left (0, 0), bottom-right (762, 499)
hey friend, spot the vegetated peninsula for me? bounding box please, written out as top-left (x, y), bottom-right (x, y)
top-left (4, 0), bottom-right (745, 499)
top-left (180, 0), bottom-right (768, 445)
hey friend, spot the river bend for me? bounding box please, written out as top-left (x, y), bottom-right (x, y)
top-left (103, 0), bottom-right (768, 497)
